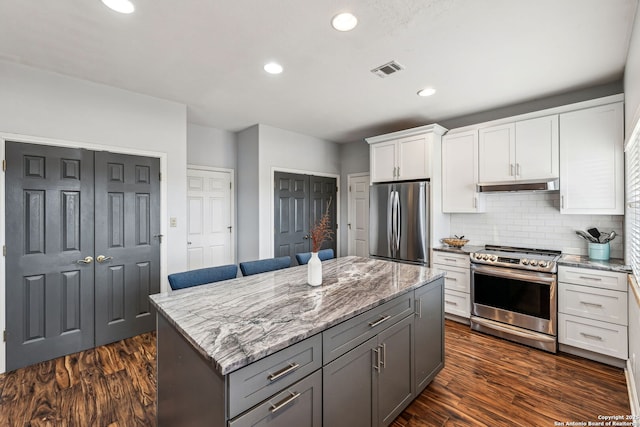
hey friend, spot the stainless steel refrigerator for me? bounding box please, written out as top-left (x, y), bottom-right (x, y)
top-left (369, 181), bottom-right (430, 266)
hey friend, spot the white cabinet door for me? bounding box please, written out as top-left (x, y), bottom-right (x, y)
top-left (442, 130), bottom-right (482, 213)
top-left (478, 123), bottom-right (515, 182)
top-left (515, 115), bottom-right (559, 180)
top-left (559, 102), bottom-right (624, 214)
top-left (370, 141), bottom-right (397, 183)
top-left (398, 135), bottom-right (430, 180)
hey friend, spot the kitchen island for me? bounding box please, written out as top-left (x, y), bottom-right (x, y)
top-left (150, 256), bottom-right (445, 427)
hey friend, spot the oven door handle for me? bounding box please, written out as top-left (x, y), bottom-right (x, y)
top-left (471, 264), bottom-right (556, 284)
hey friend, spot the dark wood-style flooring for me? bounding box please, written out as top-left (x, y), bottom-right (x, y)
top-left (0, 320), bottom-right (630, 426)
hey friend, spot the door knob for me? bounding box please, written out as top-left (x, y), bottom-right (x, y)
top-left (76, 256), bottom-right (93, 265)
top-left (96, 255), bottom-right (113, 263)
top-left (303, 234), bottom-right (310, 240)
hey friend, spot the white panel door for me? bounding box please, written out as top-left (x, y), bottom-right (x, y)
top-left (348, 174), bottom-right (370, 257)
top-left (187, 169), bottom-right (233, 269)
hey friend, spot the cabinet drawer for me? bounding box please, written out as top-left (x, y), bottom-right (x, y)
top-left (559, 283), bottom-right (627, 325)
top-left (433, 251), bottom-right (469, 268)
top-left (229, 334), bottom-right (322, 419)
top-left (558, 266), bottom-right (627, 291)
top-left (436, 265), bottom-right (469, 293)
top-left (323, 292), bottom-right (413, 364)
top-left (558, 313), bottom-right (627, 359)
top-left (229, 369), bottom-right (322, 427)
top-left (444, 289), bottom-right (470, 318)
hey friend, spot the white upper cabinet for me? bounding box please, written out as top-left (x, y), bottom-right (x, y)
top-left (515, 115), bottom-right (559, 180)
top-left (559, 102), bottom-right (624, 214)
top-left (367, 125), bottom-right (447, 183)
top-left (442, 130), bottom-right (484, 213)
top-left (478, 115), bottom-right (558, 183)
top-left (478, 123), bottom-right (515, 182)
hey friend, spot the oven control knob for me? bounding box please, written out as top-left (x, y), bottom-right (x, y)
top-left (538, 261), bottom-right (547, 268)
top-left (522, 259), bottom-right (529, 265)
top-left (530, 260), bottom-right (538, 267)
top-left (489, 255), bottom-right (497, 261)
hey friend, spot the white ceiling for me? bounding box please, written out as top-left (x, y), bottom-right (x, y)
top-left (0, 0), bottom-right (637, 143)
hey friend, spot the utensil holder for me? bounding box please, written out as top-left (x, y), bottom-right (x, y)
top-left (588, 242), bottom-right (610, 261)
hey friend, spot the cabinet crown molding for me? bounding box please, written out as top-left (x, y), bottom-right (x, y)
top-left (365, 123), bottom-right (448, 144)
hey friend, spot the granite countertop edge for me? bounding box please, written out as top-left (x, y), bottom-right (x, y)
top-left (558, 254), bottom-right (631, 273)
top-left (150, 257), bottom-right (445, 375)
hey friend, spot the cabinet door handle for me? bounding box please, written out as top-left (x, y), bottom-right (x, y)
top-left (379, 343), bottom-right (386, 368)
top-left (510, 163), bottom-right (514, 176)
top-left (580, 301), bottom-right (604, 308)
top-left (579, 276), bottom-right (602, 281)
top-left (580, 332), bottom-right (603, 341)
top-left (473, 196), bottom-right (477, 209)
top-left (561, 195), bottom-right (564, 209)
top-left (415, 298), bottom-right (422, 318)
top-left (269, 391), bottom-right (301, 413)
top-left (267, 362), bottom-right (300, 381)
top-left (369, 315), bottom-right (391, 327)
top-left (516, 163), bottom-right (521, 176)
top-left (373, 347), bottom-right (381, 372)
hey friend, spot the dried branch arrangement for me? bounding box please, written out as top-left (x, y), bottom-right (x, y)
top-left (310, 198), bottom-right (334, 253)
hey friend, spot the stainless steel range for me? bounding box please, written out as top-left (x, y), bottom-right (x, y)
top-left (469, 245), bottom-right (562, 353)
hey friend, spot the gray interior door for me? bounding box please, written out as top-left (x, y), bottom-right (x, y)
top-left (6, 142), bottom-right (161, 370)
top-left (274, 172), bottom-right (337, 264)
top-left (94, 151), bottom-right (160, 346)
top-left (274, 172), bottom-right (310, 260)
top-left (5, 142), bottom-right (95, 371)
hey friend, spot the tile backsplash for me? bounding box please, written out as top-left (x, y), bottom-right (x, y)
top-left (448, 192), bottom-right (624, 259)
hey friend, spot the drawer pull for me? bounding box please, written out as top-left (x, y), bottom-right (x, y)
top-left (580, 332), bottom-right (603, 341)
top-left (446, 277), bottom-right (458, 281)
top-left (444, 258), bottom-right (458, 262)
top-left (369, 315), bottom-right (392, 328)
top-left (579, 276), bottom-right (603, 281)
top-left (580, 301), bottom-right (604, 308)
top-left (445, 300), bottom-right (458, 306)
top-left (269, 391), bottom-right (301, 413)
top-left (267, 362), bottom-right (300, 382)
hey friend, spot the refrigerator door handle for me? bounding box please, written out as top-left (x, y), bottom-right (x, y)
top-left (394, 191), bottom-right (401, 253)
top-left (387, 189), bottom-right (394, 256)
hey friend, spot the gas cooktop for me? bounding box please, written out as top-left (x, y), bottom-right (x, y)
top-left (470, 245), bottom-right (561, 273)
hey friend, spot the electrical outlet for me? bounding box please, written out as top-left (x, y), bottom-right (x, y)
top-left (170, 217), bottom-right (177, 227)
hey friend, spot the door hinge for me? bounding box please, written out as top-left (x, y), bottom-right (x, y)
top-left (3, 330), bottom-right (6, 342)
top-left (2, 160), bottom-right (5, 172)
top-left (159, 172), bottom-right (162, 181)
top-left (230, 182), bottom-right (232, 190)
top-left (336, 186), bottom-right (339, 192)
top-left (2, 245), bottom-right (5, 256)
top-left (349, 185), bottom-right (352, 192)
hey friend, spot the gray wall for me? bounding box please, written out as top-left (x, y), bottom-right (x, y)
top-left (625, 3), bottom-right (640, 140)
top-left (187, 123), bottom-right (236, 169)
top-left (237, 125), bottom-right (260, 262)
top-left (339, 141), bottom-right (370, 255)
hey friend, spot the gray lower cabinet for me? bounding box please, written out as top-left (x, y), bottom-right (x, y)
top-left (414, 278), bottom-right (444, 394)
top-left (323, 310), bottom-right (417, 427)
top-left (229, 370), bottom-right (322, 427)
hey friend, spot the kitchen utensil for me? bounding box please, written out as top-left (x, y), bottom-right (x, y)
top-left (576, 230), bottom-right (598, 243)
top-left (587, 227), bottom-right (601, 241)
top-left (603, 230), bottom-right (617, 243)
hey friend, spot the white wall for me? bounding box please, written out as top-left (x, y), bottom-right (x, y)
top-left (449, 192), bottom-right (624, 258)
top-left (625, 3), bottom-right (640, 141)
top-left (0, 60), bottom-right (188, 372)
top-left (187, 123), bottom-right (236, 169)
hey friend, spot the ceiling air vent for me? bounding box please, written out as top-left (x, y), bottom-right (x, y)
top-left (371, 60), bottom-right (404, 78)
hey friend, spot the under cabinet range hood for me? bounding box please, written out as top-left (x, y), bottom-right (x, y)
top-left (476, 178), bottom-right (559, 193)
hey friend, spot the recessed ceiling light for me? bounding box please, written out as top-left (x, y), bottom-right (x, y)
top-left (264, 62), bottom-right (283, 75)
top-left (332, 12), bottom-right (358, 31)
top-left (417, 88), bottom-right (437, 97)
top-left (101, 0), bottom-right (135, 14)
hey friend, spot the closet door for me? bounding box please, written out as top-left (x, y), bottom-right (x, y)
top-left (94, 152), bottom-right (160, 346)
top-left (309, 175), bottom-right (337, 254)
top-left (274, 171), bottom-right (310, 260)
top-left (5, 142), bottom-right (95, 371)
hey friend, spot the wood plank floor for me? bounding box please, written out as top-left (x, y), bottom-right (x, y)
top-left (0, 320), bottom-right (630, 426)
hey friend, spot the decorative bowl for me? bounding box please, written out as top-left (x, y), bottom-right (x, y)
top-left (441, 238), bottom-right (469, 248)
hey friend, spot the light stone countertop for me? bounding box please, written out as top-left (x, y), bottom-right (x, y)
top-left (558, 254), bottom-right (631, 273)
top-left (150, 256), bottom-right (445, 375)
top-left (433, 245), bottom-right (484, 255)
